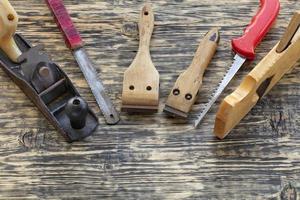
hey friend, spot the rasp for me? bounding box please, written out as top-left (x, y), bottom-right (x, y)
top-left (46, 0), bottom-right (120, 125)
top-left (194, 0), bottom-right (280, 128)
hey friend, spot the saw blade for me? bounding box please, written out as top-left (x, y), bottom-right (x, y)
top-left (73, 48), bottom-right (120, 125)
top-left (194, 54), bottom-right (246, 128)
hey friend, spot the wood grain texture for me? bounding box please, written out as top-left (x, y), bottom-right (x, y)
top-left (0, 0), bottom-right (299, 199)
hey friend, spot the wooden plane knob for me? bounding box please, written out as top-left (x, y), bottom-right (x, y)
top-left (0, 0), bottom-right (21, 62)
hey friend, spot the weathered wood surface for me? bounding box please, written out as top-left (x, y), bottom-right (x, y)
top-left (0, 0), bottom-right (299, 199)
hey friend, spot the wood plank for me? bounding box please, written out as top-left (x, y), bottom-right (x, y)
top-left (0, 0), bottom-right (299, 199)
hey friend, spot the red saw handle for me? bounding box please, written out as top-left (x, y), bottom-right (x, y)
top-left (232, 0), bottom-right (280, 60)
top-left (46, 0), bottom-right (83, 50)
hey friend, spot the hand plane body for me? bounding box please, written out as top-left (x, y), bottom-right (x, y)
top-left (0, 0), bottom-right (98, 142)
top-left (214, 12), bottom-right (300, 139)
top-left (121, 4), bottom-right (160, 113)
top-left (164, 28), bottom-right (219, 118)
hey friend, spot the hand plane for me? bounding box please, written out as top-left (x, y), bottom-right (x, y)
top-left (214, 12), bottom-right (300, 139)
top-left (121, 4), bottom-right (159, 113)
top-left (164, 28), bottom-right (219, 118)
top-left (0, 0), bottom-right (98, 142)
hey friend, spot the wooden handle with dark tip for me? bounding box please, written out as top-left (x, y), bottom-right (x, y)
top-left (276, 11), bottom-right (300, 53)
top-left (164, 28), bottom-right (219, 115)
top-left (138, 4), bottom-right (154, 52)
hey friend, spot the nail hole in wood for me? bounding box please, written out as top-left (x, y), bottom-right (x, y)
top-left (146, 86), bottom-right (152, 91)
top-left (185, 94), bottom-right (193, 100)
top-left (173, 89), bottom-right (180, 96)
top-left (144, 11), bottom-right (149, 15)
top-left (7, 14), bottom-right (15, 21)
top-left (129, 85), bottom-right (135, 90)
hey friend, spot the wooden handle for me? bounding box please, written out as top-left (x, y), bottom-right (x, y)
top-left (138, 4), bottom-right (154, 52)
top-left (214, 12), bottom-right (300, 139)
top-left (0, 0), bottom-right (21, 62)
top-left (188, 28), bottom-right (219, 81)
top-left (164, 28), bottom-right (219, 115)
top-left (121, 4), bottom-right (159, 111)
top-left (276, 11), bottom-right (300, 53)
top-left (46, 0), bottom-right (83, 50)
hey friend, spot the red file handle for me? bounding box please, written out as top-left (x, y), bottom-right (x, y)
top-left (46, 0), bottom-right (83, 50)
top-left (232, 0), bottom-right (280, 60)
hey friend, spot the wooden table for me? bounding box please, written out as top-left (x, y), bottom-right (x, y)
top-left (0, 0), bottom-right (299, 199)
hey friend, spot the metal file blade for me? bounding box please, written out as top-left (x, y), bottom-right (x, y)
top-left (73, 48), bottom-right (120, 125)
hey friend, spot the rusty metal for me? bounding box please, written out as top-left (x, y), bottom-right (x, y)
top-left (0, 34), bottom-right (98, 142)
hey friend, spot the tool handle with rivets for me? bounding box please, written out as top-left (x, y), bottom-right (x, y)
top-left (121, 4), bottom-right (159, 112)
top-left (0, 0), bottom-right (22, 62)
top-left (164, 28), bottom-right (219, 117)
top-left (232, 0), bottom-right (280, 60)
top-left (46, 0), bottom-right (83, 50)
top-left (215, 12), bottom-right (300, 139)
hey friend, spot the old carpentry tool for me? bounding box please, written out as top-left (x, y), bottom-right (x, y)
top-left (214, 12), bottom-right (300, 139)
top-left (164, 28), bottom-right (220, 118)
top-left (46, 0), bottom-right (120, 125)
top-left (0, 0), bottom-right (98, 142)
top-left (194, 0), bottom-right (280, 128)
top-left (121, 4), bottom-right (160, 113)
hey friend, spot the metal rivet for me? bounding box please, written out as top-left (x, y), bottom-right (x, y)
top-left (185, 93), bottom-right (193, 100)
top-left (173, 89), bottom-right (180, 96)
